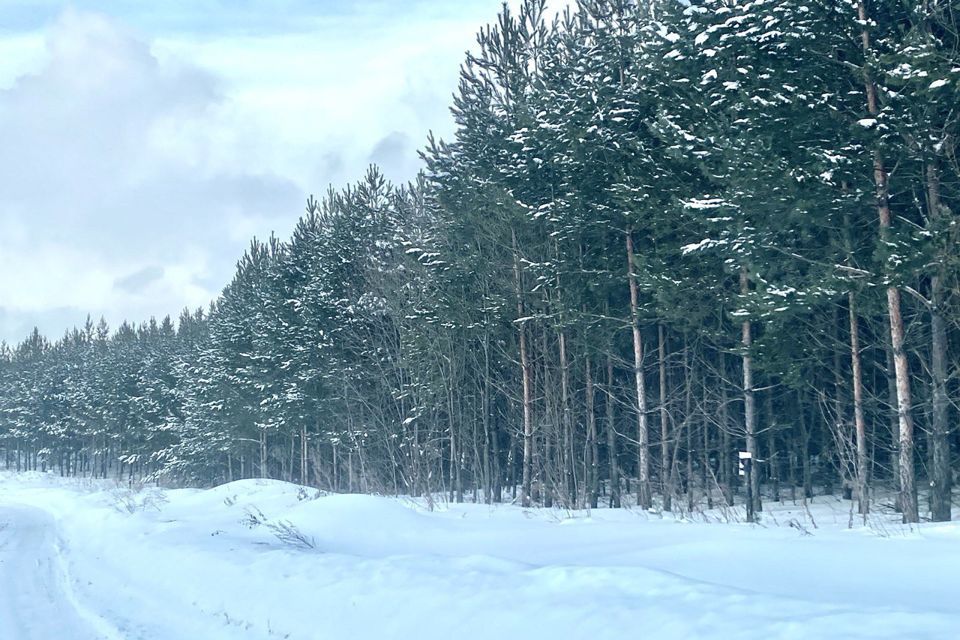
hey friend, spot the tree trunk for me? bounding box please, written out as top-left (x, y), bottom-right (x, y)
top-left (659, 324), bottom-right (671, 511)
top-left (798, 394), bottom-right (813, 500)
top-left (606, 353), bottom-right (621, 508)
top-left (766, 391), bottom-right (780, 504)
top-left (259, 429), bottom-right (268, 479)
top-left (541, 330), bottom-right (555, 508)
top-left (626, 228), bottom-right (651, 509)
top-left (685, 345), bottom-right (694, 512)
top-left (927, 162), bottom-right (952, 522)
top-left (482, 330), bottom-right (493, 505)
top-left (559, 329), bottom-right (574, 507)
top-left (858, 0), bottom-right (918, 524)
top-left (888, 287), bottom-right (918, 523)
top-left (585, 356), bottom-right (599, 510)
top-left (300, 425), bottom-right (309, 486)
top-left (513, 229), bottom-right (535, 508)
top-left (701, 371), bottom-right (712, 509)
top-left (741, 268), bottom-right (761, 514)
top-left (883, 328), bottom-right (900, 500)
top-left (848, 292), bottom-right (869, 515)
top-left (719, 350), bottom-right (733, 506)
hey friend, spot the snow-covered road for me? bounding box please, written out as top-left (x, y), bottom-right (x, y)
top-left (0, 505), bottom-right (121, 640)
top-left (1, 472), bottom-right (959, 640)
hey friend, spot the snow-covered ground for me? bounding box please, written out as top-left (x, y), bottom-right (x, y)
top-left (1, 472), bottom-right (958, 640)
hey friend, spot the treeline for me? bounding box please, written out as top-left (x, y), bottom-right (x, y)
top-left (1, 0), bottom-right (958, 522)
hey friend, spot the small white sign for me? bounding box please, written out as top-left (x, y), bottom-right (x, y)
top-left (738, 451), bottom-right (751, 476)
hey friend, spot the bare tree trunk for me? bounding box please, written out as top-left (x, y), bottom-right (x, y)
top-left (883, 329), bottom-right (900, 502)
top-left (833, 312), bottom-right (850, 499)
top-left (507, 427), bottom-right (517, 502)
top-left (559, 329), bottom-right (574, 507)
top-left (492, 401), bottom-right (503, 503)
top-left (449, 423), bottom-right (459, 503)
top-left (259, 429), bottom-right (268, 479)
top-left (300, 425), bottom-right (309, 486)
top-left (888, 287), bottom-right (918, 523)
top-left (606, 353), bottom-right (621, 508)
top-left (541, 329), bottom-right (555, 508)
top-left (927, 163), bottom-right (952, 522)
top-left (585, 356), bottom-right (599, 509)
top-left (766, 391), bottom-right (780, 503)
top-left (787, 420), bottom-right (798, 503)
top-left (842, 197), bottom-right (870, 516)
top-left (719, 350), bottom-right (733, 506)
top-left (513, 229), bottom-right (535, 508)
top-left (797, 394), bottom-right (813, 499)
top-left (701, 370), bottom-right (712, 509)
top-left (288, 434), bottom-right (296, 482)
top-left (684, 343), bottom-right (694, 512)
top-left (858, 0), bottom-right (918, 523)
top-left (449, 380), bottom-right (463, 504)
top-left (741, 268), bottom-right (760, 514)
top-left (332, 442), bottom-right (339, 492)
top-left (626, 228), bottom-right (651, 509)
top-left (482, 330), bottom-right (493, 505)
top-left (659, 324), bottom-right (671, 511)
top-left (848, 292), bottom-right (869, 515)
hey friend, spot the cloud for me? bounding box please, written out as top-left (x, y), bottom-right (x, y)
top-left (114, 266), bottom-right (165, 293)
top-left (0, 1), bottom-right (530, 343)
top-left (368, 132), bottom-right (415, 181)
top-left (0, 9), bottom-right (303, 342)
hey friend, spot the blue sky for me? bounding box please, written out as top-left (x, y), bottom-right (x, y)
top-left (0, 1), bottom-right (517, 343)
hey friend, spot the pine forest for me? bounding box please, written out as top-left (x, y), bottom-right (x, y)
top-left (3, 0), bottom-right (960, 525)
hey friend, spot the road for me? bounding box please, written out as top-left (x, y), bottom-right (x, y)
top-left (0, 505), bottom-right (123, 640)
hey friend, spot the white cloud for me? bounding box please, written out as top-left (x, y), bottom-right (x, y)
top-left (0, 9), bottom-right (302, 342)
top-left (0, 1), bottom-right (533, 343)
top-left (147, 4), bottom-right (509, 188)
top-left (0, 33), bottom-right (46, 89)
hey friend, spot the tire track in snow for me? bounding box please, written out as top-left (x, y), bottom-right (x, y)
top-left (0, 504), bottom-right (125, 640)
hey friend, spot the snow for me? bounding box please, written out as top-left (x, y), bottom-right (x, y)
top-left (681, 238), bottom-right (720, 254)
top-left (2, 471), bottom-right (960, 639)
top-left (682, 197), bottom-right (731, 210)
top-left (928, 79), bottom-right (949, 90)
top-left (0, 505), bottom-right (124, 640)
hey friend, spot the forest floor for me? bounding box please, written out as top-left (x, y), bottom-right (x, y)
top-left (0, 471), bottom-right (958, 640)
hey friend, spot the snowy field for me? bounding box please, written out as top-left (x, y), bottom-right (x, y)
top-left (1, 472), bottom-right (958, 640)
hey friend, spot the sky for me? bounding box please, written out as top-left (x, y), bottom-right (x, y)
top-left (0, 0), bottom-right (520, 344)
